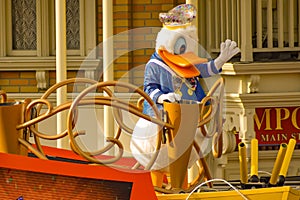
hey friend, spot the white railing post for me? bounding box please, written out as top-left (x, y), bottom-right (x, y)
top-left (277, 0), bottom-right (284, 48)
top-left (103, 0), bottom-right (114, 155)
top-left (288, 0), bottom-right (295, 48)
top-left (198, 0), bottom-right (208, 51)
top-left (256, 0), bottom-right (262, 49)
top-left (267, 0), bottom-right (273, 48)
top-left (240, 0), bottom-right (253, 62)
top-left (55, 0), bottom-right (68, 149)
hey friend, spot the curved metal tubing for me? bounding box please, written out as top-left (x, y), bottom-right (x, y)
top-left (18, 138), bottom-right (48, 160)
top-left (0, 90), bottom-right (7, 103)
top-left (201, 77), bottom-right (225, 158)
top-left (15, 76), bottom-right (225, 192)
top-left (17, 78), bottom-right (99, 157)
top-left (66, 81), bottom-right (167, 169)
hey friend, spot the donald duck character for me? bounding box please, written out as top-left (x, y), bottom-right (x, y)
top-left (130, 4), bottom-right (240, 188)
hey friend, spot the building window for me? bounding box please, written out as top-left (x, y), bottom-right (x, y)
top-left (11, 0), bottom-right (37, 50)
top-left (0, 0), bottom-right (96, 60)
top-left (66, 0), bottom-right (80, 50)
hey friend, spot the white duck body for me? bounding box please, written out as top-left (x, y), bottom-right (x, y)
top-left (130, 25), bottom-right (213, 171)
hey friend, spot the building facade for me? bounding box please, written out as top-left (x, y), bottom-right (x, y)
top-left (1, 0), bottom-right (300, 180)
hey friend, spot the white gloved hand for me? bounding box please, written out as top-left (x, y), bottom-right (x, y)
top-left (214, 39), bottom-right (240, 69)
top-left (157, 93), bottom-right (181, 104)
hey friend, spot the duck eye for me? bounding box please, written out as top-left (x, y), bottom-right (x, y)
top-left (174, 37), bottom-right (186, 55)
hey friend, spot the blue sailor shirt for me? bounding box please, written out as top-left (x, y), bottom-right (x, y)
top-left (143, 52), bottom-right (221, 116)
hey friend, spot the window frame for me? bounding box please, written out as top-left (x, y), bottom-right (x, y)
top-left (0, 0), bottom-right (97, 63)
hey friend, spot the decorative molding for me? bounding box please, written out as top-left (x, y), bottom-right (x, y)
top-left (225, 92), bottom-right (300, 108)
top-left (0, 57), bottom-right (101, 71)
top-left (8, 92), bottom-right (141, 104)
top-left (36, 70), bottom-right (49, 89)
top-left (238, 108), bottom-right (256, 142)
top-left (239, 92), bottom-right (300, 108)
top-left (85, 70), bottom-right (95, 80)
top-left (0, 56), bottom-right (101, 89)
top-left (223, 109), bottom-right (241, 133)
top-left (222, 61), bottom-right (300, 75)
top-left (248, 74), bottom-right (260, 93)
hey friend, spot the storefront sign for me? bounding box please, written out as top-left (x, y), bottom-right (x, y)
top-left (254, 106), bottom-right (300, 145)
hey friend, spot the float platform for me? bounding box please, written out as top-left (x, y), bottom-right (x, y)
top-left (157, 186), bottom-right (300, 200)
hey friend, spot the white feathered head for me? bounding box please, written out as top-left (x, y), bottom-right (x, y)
top-left (155, 25), bottom-right (198, 55)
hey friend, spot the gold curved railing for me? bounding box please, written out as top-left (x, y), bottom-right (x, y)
top-left (15, 78), bottom-right (170, 170)
top-left (199, 77), bottom-right (224, 158)
top-left (1, 77), bottom-right (224, 193)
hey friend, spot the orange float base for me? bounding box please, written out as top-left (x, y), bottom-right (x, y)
top-left (0, 146), bottom-right (157, 200)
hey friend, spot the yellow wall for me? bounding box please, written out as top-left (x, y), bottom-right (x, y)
top-left (1, 1), bottom-right (187, 93)
top-left (96, 0), bottom-right (186, 88)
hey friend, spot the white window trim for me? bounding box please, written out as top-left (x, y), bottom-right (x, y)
top-left (48, 0), bottom-right (97, 57)
top-left (0, 0), bottom-right (98, 61)
top-left (5, 0), bottom-right (38, 56)
top-left (0, 0), bottom-right (6, 57)
top-left (0, 0), bottom-right (100, 89)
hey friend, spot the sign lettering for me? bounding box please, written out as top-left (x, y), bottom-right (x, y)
top-left (254, 106), bottom-right (300, 145)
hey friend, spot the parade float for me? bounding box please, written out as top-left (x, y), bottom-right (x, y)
top-left (0, 77), bottom-right (299, 200)
top-left (1, 3), bottom-right (300, 200)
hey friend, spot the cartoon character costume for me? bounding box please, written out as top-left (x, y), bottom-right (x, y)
top-left (130, 4), bottom-right (240, 171)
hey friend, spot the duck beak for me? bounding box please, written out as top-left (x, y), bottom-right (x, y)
top-left (158, 48), bottom-right (208, 78)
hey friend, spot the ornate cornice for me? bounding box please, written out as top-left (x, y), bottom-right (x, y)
top-left (225, 92), bottom-right (300, 108)
top-left (222, 61), bottom-right (300, 75)
top-left (0, 57), bottom-right (101, 89)
top-left (0, 57), bottom-right (101, 70)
